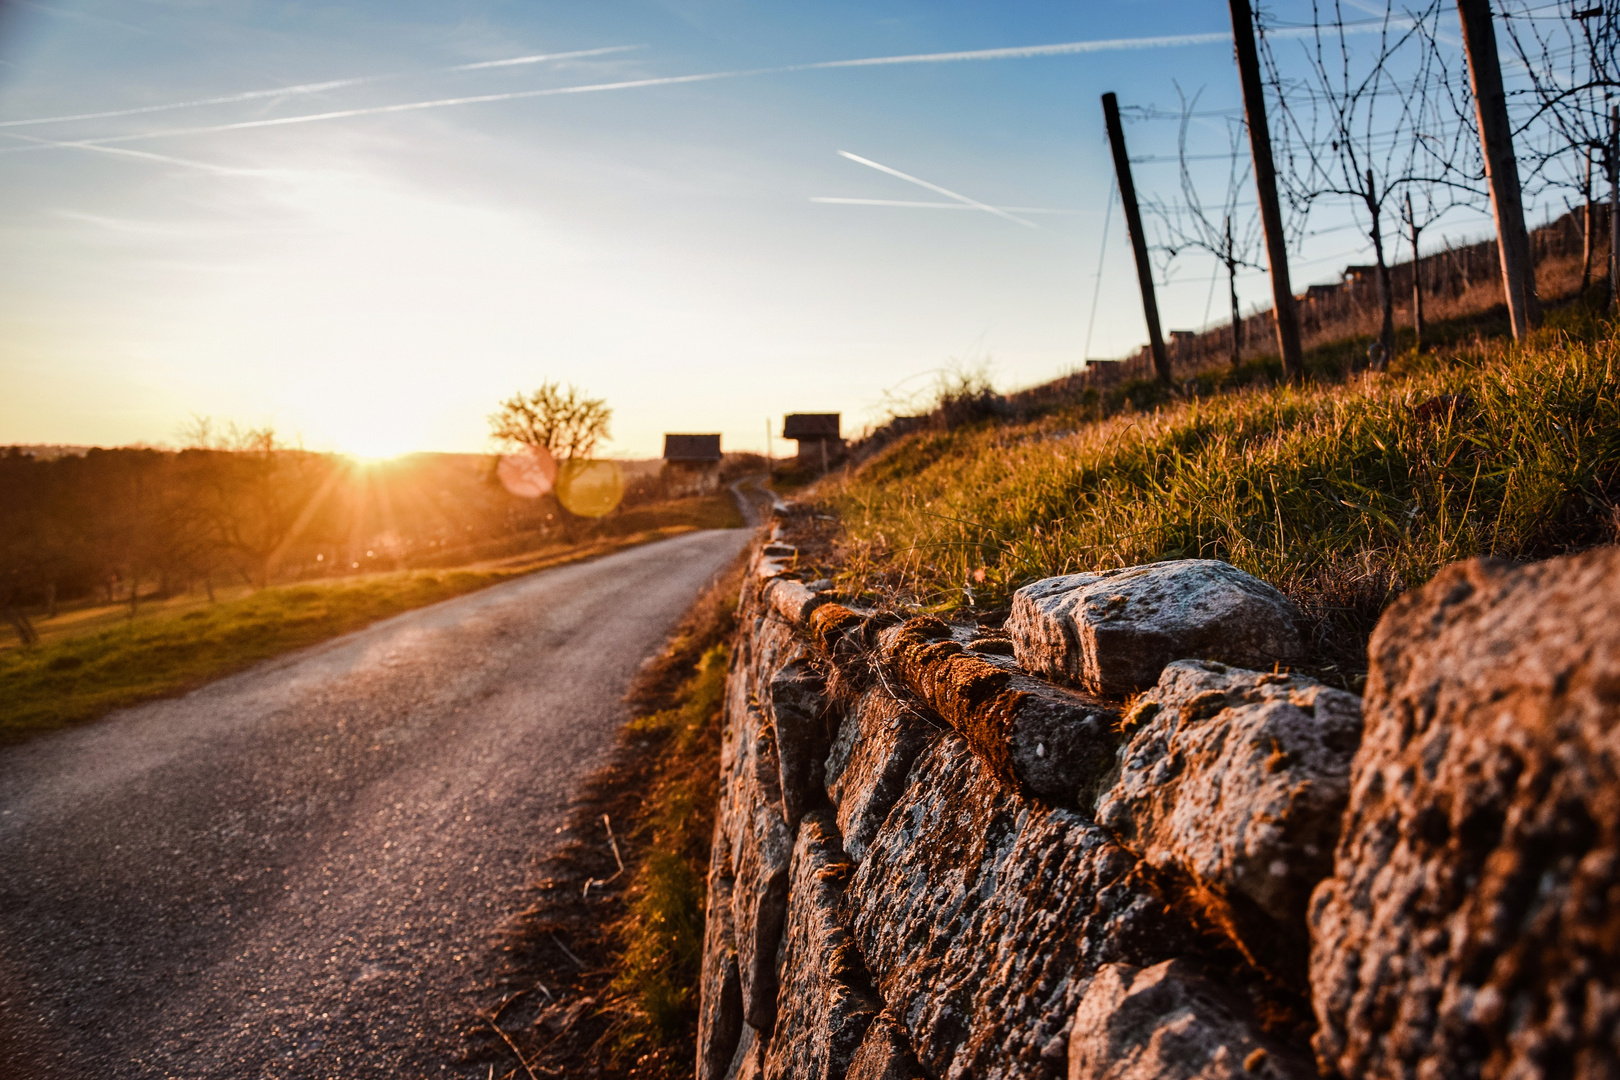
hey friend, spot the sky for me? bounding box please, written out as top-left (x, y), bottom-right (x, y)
top-left (0, 0), bottom-right (1576, 458)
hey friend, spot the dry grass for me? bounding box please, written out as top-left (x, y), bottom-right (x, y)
top-left (825, 309), bottom-right (1620, 684)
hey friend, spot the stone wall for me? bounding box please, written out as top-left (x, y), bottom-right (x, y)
top-left (698, 506), bottom-right (1620, 1079)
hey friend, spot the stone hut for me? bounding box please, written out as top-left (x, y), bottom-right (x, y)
top-left (662, 433), bottom-right (722, 496)
top-left (782, 414), bottom-right (843, 470)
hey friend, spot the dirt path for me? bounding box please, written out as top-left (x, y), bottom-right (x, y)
top-left (0, 528), bottom-right (750, 1080)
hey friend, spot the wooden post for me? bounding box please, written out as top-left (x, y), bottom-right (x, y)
top-left (1101, 92), bottom-right (1171, 386)
top-left (1229, 0), bottom-right (1304, 382)
top-left (1457, 0), bottom-right (1538, 339)
top-left (1611, 106), bottom-right (1619, 311)
top-left (1581, 147), bottom-right (1594, 293)
top-left (1226, 215), bottom-right (1243, 368)
top-left (1407, 192), bottom-right (1425, 352)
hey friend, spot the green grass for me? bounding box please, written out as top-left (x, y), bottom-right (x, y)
top-left (825, 317), bottom-right (1620, 678)
top-left (0, 527), bottom-right (697, 744)
top-left (610, 643), bottom-right (730, 1048)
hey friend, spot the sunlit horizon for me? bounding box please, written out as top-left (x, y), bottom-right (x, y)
top-left (0, 2), bottom-right (1559, 458)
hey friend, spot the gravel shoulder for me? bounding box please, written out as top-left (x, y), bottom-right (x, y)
top-left (0, 528), bottom-right (750, 1080)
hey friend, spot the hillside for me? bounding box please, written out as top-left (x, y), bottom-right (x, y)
top-left (811, 306), bottom-right (1618, 685)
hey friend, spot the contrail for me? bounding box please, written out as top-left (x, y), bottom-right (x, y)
top-left (836, 151), bottom-right (1037, 228)
top-left (0, 44), bottom-right (643, 129)
top-left (0, 31), bottom-right (1252, 155)
top-left (0, 130), bottom-right (265, 174)
top-left (811, 197), bottom-right (1079, 215)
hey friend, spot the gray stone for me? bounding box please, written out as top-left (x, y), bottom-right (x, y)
top-left (717, 616), bottom-right (800, 1033)
top-left (1310, 549), bottom-right (1620, 1080)
top-left (824, 688), bottom-right (934, 863)
top-left (766, 576), bottom-right (833, 626)
top-left (1096, 660), bottom-right (1361, 985)
top-left (846, 1012), bottom-right (926, 1080)
top-left (762, 811), bottom-right (881, 1080)
top-left (698, 831), bottom-right (744, 1080)
top-left (768, 659), bottom-right (833, 831)
top-left (879, 618), bottom-right (1119, 809)
top-left (846, 736), bottom-right (1194, 1080)
top-left (1007, 561), bottom-right (1303, 696)
top-left (1067, 959), bottom-right (1314, 1080)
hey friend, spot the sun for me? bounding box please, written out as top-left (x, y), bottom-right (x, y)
top-left (336, 422), bottom-right (421, 462)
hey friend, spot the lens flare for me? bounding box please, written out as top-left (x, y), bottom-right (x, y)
top-left (496, 447), bottom-right (558, 498)
top-left (555, 459), bottom-right (624, 518)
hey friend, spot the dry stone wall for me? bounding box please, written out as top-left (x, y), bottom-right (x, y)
top-left (699, 506), bottom-right (1620, 1079)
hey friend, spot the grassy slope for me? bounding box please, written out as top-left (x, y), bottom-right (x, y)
top-left (0, 495), bottom-right (743, 744)
top-left (826, 314), bottom-right (1619, 681)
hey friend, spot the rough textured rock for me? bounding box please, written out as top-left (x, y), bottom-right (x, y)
top-left (846, 736), bottom-right (1195, 1079)
top-left (726, 1024), bottom-right (764, 1080)
top-left (1067, 960), bottom-right (1314, 1080)
top-left (1007, 561), bottom-right (1303, 696)
top-left (846, 1012), bottom-right (926, 1080)
top-left (1310, 549), bottom-right (1620, 1080)
top-left (1096, 660), bottom-right (1362, 984)
top-left (824, 688), bottom-right (934, 864)
top-left (719, 619), bottom-right (799, 1032)
top-left (881, 618), bottom-right (1119, 809)
top-left (768, 659), bottom-right (834, 830)
top-left (767, 575), bottom-right (834, 626)
top-left (698, 832), bottom-right (745, 1080)
top-left (762, 811), bottom-right (882, 1080)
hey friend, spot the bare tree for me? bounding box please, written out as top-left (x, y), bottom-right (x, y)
top-left (1497, 0), bottom-right (1619, 300)
top-left (489, 383), bottom-right (612, 463)
top-left (1142, 86), bottom-right (1268, 368)
top-left (1261, 0), bottom-right (1486, 367)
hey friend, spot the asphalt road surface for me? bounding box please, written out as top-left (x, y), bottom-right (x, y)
top-left (0, 527), bottom-right (751, 1079)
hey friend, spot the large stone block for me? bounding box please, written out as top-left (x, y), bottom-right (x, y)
top-left (1096, 660), bottom-right (1361, 985)
top-left (846, 736), bottom-right (1194, 1079)
top-left (768, 659), bottom-right (834, 831)
top-left (1067, 959), bottom-right (1313, 1080)
top-left (1310, 549), bottom-right (1620, 1080)
top-left (699, 831), bottom-right (745, 1080)
top-left (1007, 561), bottom-right (1303, 696)
top-left (880, 618), bottom-right (1119, 809)
top-left (762, 811), bottom-right (881, 1080)
top-left (847, 1011), bottom-right (926, 1080)
top-left (824, 688), bottom-right (934, 864)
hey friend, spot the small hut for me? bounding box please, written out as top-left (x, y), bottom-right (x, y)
top-left (782, 413), bottom-right (843, 470)
top-left (662, 433), bottom-right (723, 496)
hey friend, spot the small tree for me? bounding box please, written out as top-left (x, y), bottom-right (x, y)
top-left (489, 383), bottom-right (612, 463)
top-left (1142, 85), bottom-right (1268, 368)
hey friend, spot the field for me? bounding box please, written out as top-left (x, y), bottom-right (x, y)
top-left (821, 309), bottom-right (1619, 683)
top-left (0, 490), bottom-right (744, 744)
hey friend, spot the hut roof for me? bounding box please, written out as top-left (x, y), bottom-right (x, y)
top-left (662, 433), bottom-right (722, 462)
top-left (782, 413), bottom-right (840, 439)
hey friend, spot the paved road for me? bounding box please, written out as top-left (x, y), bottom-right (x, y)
top-left (0, 528), bottom-right (751, 1080)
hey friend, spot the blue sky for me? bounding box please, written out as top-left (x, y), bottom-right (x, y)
top-left (0, 1), bottom-right (1549, 456)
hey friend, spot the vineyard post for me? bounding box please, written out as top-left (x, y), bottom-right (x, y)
top-left (1457, 0), bottom-right (1538, 338)
top-left (1229, 0), bottom-right (1304, 381)
top-left (1101, 91), bottom-right (1171, 386)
